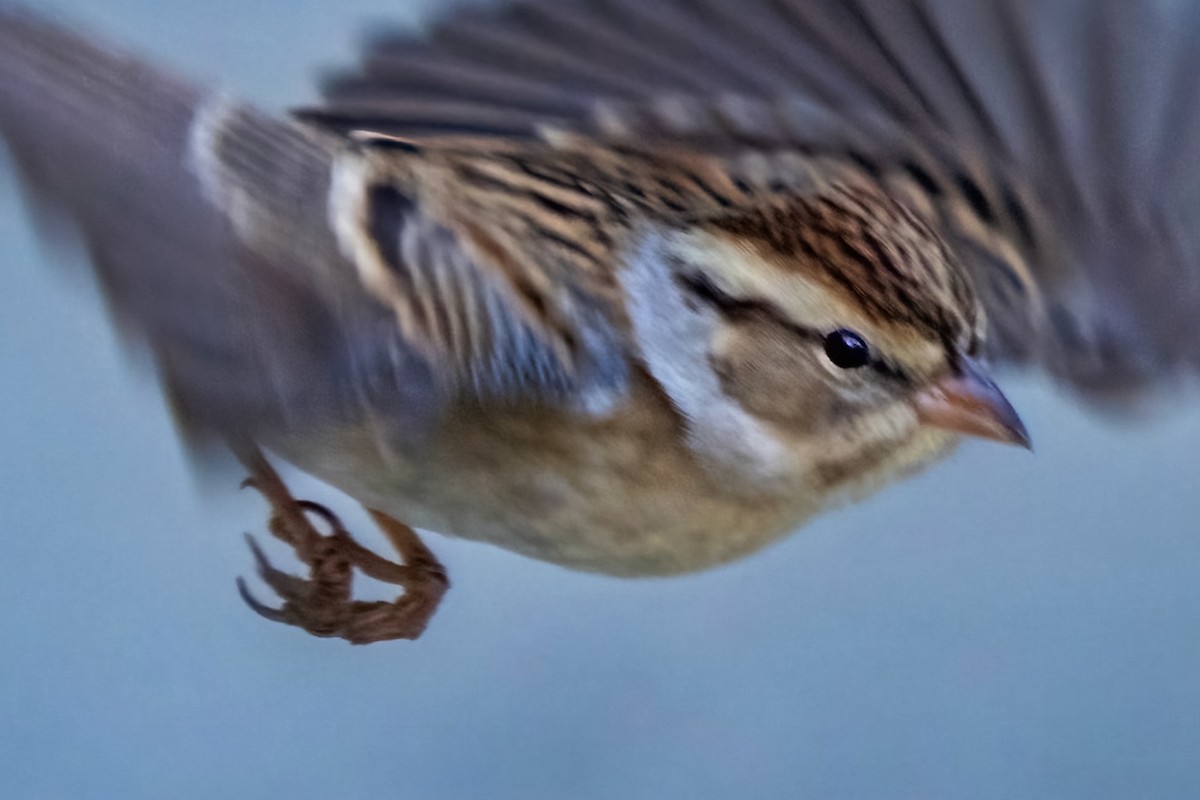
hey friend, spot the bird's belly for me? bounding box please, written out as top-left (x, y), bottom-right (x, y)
top-left (275, 399), bottom-right (816, 577)
top-left (373, 465), bottom-right (806, 577)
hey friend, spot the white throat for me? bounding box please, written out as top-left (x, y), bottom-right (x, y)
top-left (618, 230), bottom-right (801, 490)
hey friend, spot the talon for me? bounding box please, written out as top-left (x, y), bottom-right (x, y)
top-left (296, 500), bottom-right (344, 533)
top-left (243, 532), bottom-right (272, 572)
top-left (242, 532), bottom-right (316, 602)
top-left (236, 577), bottom-right (288, 623)
top-left (233, 448), bottom-right (449, 644)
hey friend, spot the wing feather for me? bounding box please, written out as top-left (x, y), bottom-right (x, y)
top-left (312, 0), bottom-right (1200, 402)
top-left (0, 7), bottom-right (622, 446)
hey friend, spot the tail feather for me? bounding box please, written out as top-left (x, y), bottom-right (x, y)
top-left (0, 7), bottom-right (358, 437)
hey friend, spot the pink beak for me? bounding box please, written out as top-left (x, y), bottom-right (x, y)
top-left (913, 357), bottom-right (1031, 449)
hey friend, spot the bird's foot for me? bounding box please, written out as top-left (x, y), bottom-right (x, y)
top-left (235, 449), bottom-right (448, 645)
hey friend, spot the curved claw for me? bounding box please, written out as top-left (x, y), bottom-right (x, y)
top-left (295, 501), bottom-right (347, 536)
top-left (233, 448), bottom-right (448, 644)
top-left (235, 577), bottom-right (288, 623)
top-left (242, 533), bottom-right (314, 602)
top-left (242, 532), bottom-right (273, 572)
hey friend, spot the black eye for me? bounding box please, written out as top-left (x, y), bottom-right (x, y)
top-left (823, 329), bottom-right (871, 369)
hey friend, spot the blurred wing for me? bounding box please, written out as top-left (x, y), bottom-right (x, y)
top-left (309, 0), bottom-right (1200, 404)
top-left (0, 9), bottom-right (618, 446)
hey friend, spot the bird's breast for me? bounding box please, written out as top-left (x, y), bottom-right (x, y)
top-left (271, 379), bottom-right (821, 577)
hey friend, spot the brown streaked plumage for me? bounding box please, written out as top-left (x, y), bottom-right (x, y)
top-left (707, 182), bottom-right (981, 345)
top-left (0, 0), bottom-right (1193, 644)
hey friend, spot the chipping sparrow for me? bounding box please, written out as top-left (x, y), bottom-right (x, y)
top-left (0, 0), bottom-right (1194, 644)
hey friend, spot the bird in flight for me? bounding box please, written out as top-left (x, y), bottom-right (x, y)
top-left (0, 0), bottom-right (1195, 644)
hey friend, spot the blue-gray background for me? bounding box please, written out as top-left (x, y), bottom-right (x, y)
top-left (1, 2), bottom-right (1198, 798)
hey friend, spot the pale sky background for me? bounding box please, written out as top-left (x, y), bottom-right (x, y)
top-left (1, 2), bottom-right (1199, 798)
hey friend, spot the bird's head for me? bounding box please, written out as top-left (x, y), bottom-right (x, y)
top-left (620, 180), bottom-right (1029, 500)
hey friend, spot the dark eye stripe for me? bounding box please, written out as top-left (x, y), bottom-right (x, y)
top-left (675, 272), bottom-right (827, 339)
top-left (871, 359), bottom-right (910, 383)
top-left (674, 272), bottom-right (915, 384)
top-left (676, 272), bottom-right (771, 317)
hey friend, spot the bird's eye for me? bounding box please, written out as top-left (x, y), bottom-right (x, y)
top-left (823, 329), bottom-right (871, 369)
